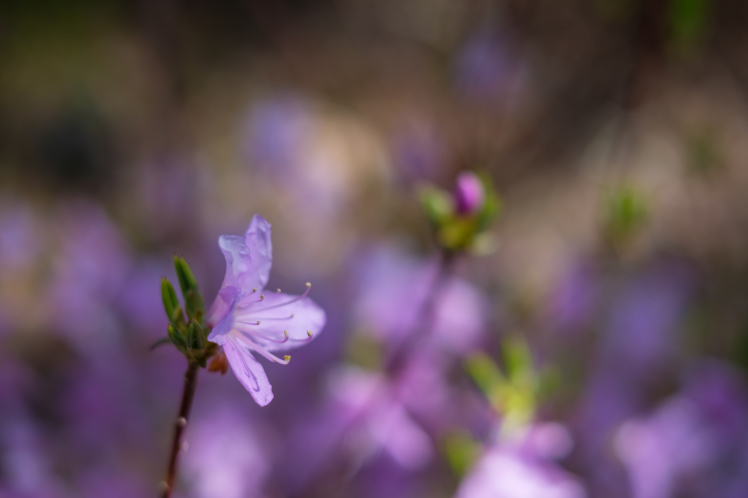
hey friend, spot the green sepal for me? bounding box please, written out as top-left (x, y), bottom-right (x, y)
top-left (419, 186), bottom-right (454, 225)
top-left (186, 319), bottom-right (205, 351)
top-left (167, 324), bottom-right (185, 348)
top-left (161, 278), bottom-right (186, 328)
top-left (474, 173), bottom-right (501, 231)
top-left (174, 256), bottom-right (205, 320)
top-left (185, 289), bottom-right (206, 324)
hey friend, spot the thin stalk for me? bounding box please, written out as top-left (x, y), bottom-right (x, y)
top-left (160, 361), bottom-right (199, 498)
top-left (384, 249), bottom-right (456, 378)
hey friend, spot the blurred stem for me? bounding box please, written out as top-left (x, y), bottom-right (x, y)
top-left (160, 361), bottom-right (199, 498)
top-left (385, 249), bottom-right (456, 377)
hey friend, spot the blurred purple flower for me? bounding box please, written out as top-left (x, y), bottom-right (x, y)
top-left (0, 419), bottom-right (67, 497)
top-left (183, 406), bottom-right (272, 498)
top-left (455, 423), bottom-right (586, 498)
top-left (46, 201), bottom-right (131, 348)
top-left (206, 215), bottom-right (326, 406)
top-left (615, 361), bottom-right (748, 498)
top-left (326, 366), bottom-right (434, 470)
top-left (354, 247), bottom-right (488, 355)
top-left (571, 261), bottom-right (696, 497)
top-left (544, 261), bottom-right (598, 335)
top-left (603, 262), bottom-right (695, 374)
top-left (281, 364), bottom-right (437, 492)
top-left (454, 172), bottom-right (485, 215)
top-left (454, 31), bottom-right (518, 103)
top-left (116, 259), bottom-right (171, 339)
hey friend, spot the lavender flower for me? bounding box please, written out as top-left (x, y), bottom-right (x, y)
top-left (354, 247), bottom-right (487, 355)
top-left (206, 215), bottom-right (326, 406)
top-left (183, 406), bottom-right (272, 498)
top-left (455, 423), bottom-right (586, 498)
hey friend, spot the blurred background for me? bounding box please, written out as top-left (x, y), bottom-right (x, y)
top-left (2, 0), bottom-right (748, 497)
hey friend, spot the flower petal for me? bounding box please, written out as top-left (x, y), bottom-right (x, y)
top-left (243, 215), bottom-right (273, 290)
top-left (216, 215), bottom-right (273, 293)
top-left (207, 287), bottom-right (240, 344)
top-left (224, 338), bottom-right (274, 406)
top-left (206, 285), bottom-right (241, 329)
top-left (233, 292), bottom-right (326, 352)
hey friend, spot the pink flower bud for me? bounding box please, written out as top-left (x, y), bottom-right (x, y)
top-left (454, 172), bottom-right (485, 215)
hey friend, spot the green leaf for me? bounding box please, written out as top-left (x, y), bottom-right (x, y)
top-left (464, 352), bottom-right (505, 396)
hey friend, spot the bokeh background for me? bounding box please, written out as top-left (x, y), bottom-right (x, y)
top-left (3, 0), bottom-right (748, 497)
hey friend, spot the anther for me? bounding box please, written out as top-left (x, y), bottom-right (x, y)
top-left (307, 330), bottom-right (313, 337)
top-left (177, 417), bottom-right (187, 428)
top-left (284, 331), bottom-right (289, 338)
top-left (306, 282), bottom-right (311, 288)
top-left (284, 355), bottom-right (291, 363)
top-left (256, 321), bottom-right (261, 325)
top-left (260, 294), bottom-right (265, 300)
top-left (277, 288), bottom-right (281, 292)
top-left (252, 288), bottom-right (257, 293)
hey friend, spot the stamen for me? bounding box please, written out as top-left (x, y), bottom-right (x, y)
top-left (288, 330), bottom-right (314, 343)
top-left (235, 294), bottom-right (266, 309)
top-left (247, 314), bottom-right (295, 322)
top-left (240, 340), bottom-right (291, 364)
top-left (252, 283), bottom-right (312, 312)
top-left (236, 328), bottom-right (289, 344)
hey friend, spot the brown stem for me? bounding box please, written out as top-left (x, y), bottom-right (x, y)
top-left (160, 361), bottom-right (199, 498)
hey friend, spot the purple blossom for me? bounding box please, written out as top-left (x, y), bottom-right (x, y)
top-left (354, 247), bottom-right (488, 355)
top-left (183, 406), bottom-right (272, 498)
top-left (324, 366), bottom-right (434, 470)
top-left (455, 424), bottom-right (586, 498)
top-left (615, 361), bottom-right (748, 498)
top-left (454, 172), bottom-right (485, 215)
top-left (206, 215), bottom-right (326, 406)
top-left (46, 201), bottom-right (131, 349)
top-left (544, 260), bottom-right (598, 335)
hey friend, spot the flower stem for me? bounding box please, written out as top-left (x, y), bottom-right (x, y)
top-left (384, 249), bottom-right (456, 377)
top-left (160, 361), bottom-right (199, 498)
